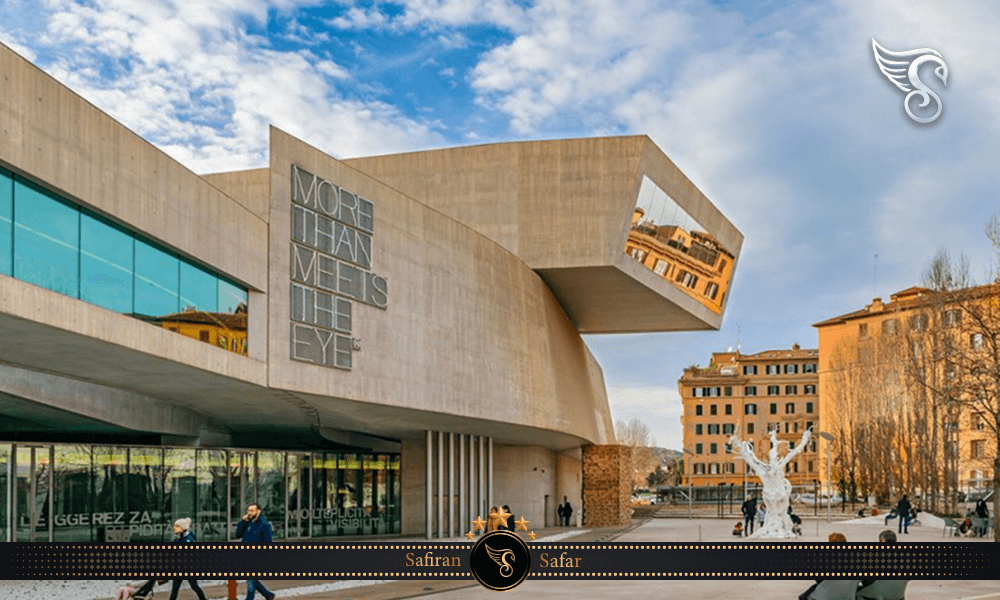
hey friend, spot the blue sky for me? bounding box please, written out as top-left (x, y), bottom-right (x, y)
top-left (2, 0), bottom-right (998, 451)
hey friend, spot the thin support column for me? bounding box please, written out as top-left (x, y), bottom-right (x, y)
top-left (448, 433), bottom-right (455, 538)
top-left (426, 430), bottom-right (433, 540)
top-left (437, 431), bottom-right (444, 540)
top-left (479, 436), bottom-right (486, 519)
top-left (470, 435), bottom-right (478, 523)
top-left (488, 437), bottom-right (494, 511)
top-left (459, 434), bottom-right (466, 535)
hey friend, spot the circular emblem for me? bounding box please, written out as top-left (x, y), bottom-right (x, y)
top-left (469, 530), bottom-right (531, 591)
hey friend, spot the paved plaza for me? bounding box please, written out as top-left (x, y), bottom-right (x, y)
top-left (7, 515), bottom-right (995, 600)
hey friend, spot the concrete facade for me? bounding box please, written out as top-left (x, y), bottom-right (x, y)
top-left (0, 40), bottom-right (740, 540)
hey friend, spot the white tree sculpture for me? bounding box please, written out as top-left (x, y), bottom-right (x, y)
top-left (728, 427), bottom-right (813, 538)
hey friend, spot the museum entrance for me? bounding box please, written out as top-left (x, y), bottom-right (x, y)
top-left (2, 442), bottom-right (400, 542)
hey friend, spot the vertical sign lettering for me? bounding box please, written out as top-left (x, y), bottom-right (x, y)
top-left (290, 166), bottom-right (388, 370)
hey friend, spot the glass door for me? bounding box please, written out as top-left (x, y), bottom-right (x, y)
top-left (286, 454), bottom-right (311, 539)
top-left (14, 445), bottom-right (53, 542)
top-left (228, 451), bottom-right (254, 541)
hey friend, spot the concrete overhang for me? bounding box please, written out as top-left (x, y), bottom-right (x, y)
top-left (0, 306), bottom-right (590, 451)
top-left (343, 136), bottom-right (743, 333)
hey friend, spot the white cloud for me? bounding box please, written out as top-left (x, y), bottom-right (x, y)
top-left (16, 0), bottom-right (446, 172)
top-left (326, 0), bottom-right (526, 31)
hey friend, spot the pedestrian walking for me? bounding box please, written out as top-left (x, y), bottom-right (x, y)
top-left (975, 498), bottom-right (990, 537)
top-left (236, 503), bottom-right (276, 600)
top-left (168, 518), bottom-right (208, 600)
top-left (562, 498), bottom-right (573, 526)
top-left (557, 502), bottom-right (566, 527)
top-left (895, 495), bottom-right (911, 534)
top-left (740, 496), bottom-right (757, 536)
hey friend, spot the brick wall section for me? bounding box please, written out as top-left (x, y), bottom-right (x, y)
top-left (582, 444), bottom-right (633, 527)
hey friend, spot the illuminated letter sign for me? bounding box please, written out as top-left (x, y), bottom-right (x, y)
top-left (290, 165), bottom-right (388, 370)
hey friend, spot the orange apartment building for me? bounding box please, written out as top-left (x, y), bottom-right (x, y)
top-left (678, 346), bottom-right (821, 488)
top-left (626, 208), bottom-right (735, 315)
top-left (814, 286), bottom-right (998, 497)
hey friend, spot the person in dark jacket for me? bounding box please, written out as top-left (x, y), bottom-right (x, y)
top-left (501, 505), bottom-right (514, 531)
top-left (562, 498), bottom-right (574, 526)
top-left (741, 496), bottom-right (757, 536)
top-left (236, 503), bottom-right (276, 600)
top-left (168, 518), bottom-right (208, 600)
top-left (557, 502), bottom-right (566, 526)
top-left (895, 495), bottom-right (911, 534)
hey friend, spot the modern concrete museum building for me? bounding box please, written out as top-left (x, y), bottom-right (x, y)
top-left (0, 41), bottom-right (743, 542)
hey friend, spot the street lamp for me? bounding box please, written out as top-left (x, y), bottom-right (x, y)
top-left (683, 448), bottom-right (695, 519)
top-left (819, 431), bottom-right (834, 523)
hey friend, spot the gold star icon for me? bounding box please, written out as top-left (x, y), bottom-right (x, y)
top-left (465, 530), bottom-right (475, 540)
top-left (472, 516), bottom-right (486, 532)
top-left (527, 531), bottom-right (537, 541)
top-left (515, 517), bottom-right (529, 531)
top-left (492, 506), bottom-right (511, 529)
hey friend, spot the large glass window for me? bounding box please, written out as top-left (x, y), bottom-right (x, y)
top-left (311, 453), bottom-right (338, 538)
top-left (180, 263), bottom-right (218, 313)
top-left (2, 444), bottom-right (402, 542)
top-left (0, 168), bottom-right (12, 276)
top-left (13, 178), bottom-right (80, 298)
top-left (1, 168), bottom-right (249, 354)
top-left (163, 449), bottom-right (196, 541)
top-left (196, 449), bottom-right (228, 541)
top-left (256, 451), bottom-right (285, 540)
top-left (80, 213), bottom-right (134, 313)
top-left (228, 451), bottom-right (254, 540)
top-left (339, 454), bottom-right (364, 535)
top-left (92, 446), bottom-right (129, 542)
top-left (135, 239), bottom-right (180, 318)
top-left (52, 445), bottom-right (92, 542)
top-left (129, 447), bottom-right (164, 542)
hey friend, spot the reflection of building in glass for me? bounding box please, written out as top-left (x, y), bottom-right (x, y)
top-left (138, 304), bottom-right (249, 355)
top-left (0, 168), bottom-right (249, 353)
top-left (626, 208), bottom-right (735, 313)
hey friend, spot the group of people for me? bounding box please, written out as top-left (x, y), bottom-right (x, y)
top-left (882, 494), bottom-right (919, 534)
top-left (125, 503), bottom-right (276, 600)
top-left (736, 495), bottom-right (801, 536)
top-left (957, 498), bottom-right (991, 537)
top-left (486, 504), bottom-right (519, 532)
top-left (798, 530), bottom-right (906, 600)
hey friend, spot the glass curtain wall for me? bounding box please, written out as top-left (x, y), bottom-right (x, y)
top-left (0, 168), bottom-right (249, 354)
top-left (256, 452), bottom-right (285, 540)
top-left (52, 445), bottom-right (91, 542)
top-left (128, 447), bottom-right (164, 542)
top-left (196, 450), bottom-right (228, 542)
top-left (228, 451), bottom-right (254, 540)
top-left (2, 443), bottom-right (400, 542)
top-left (163, 449), bottom-right (196, 537)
